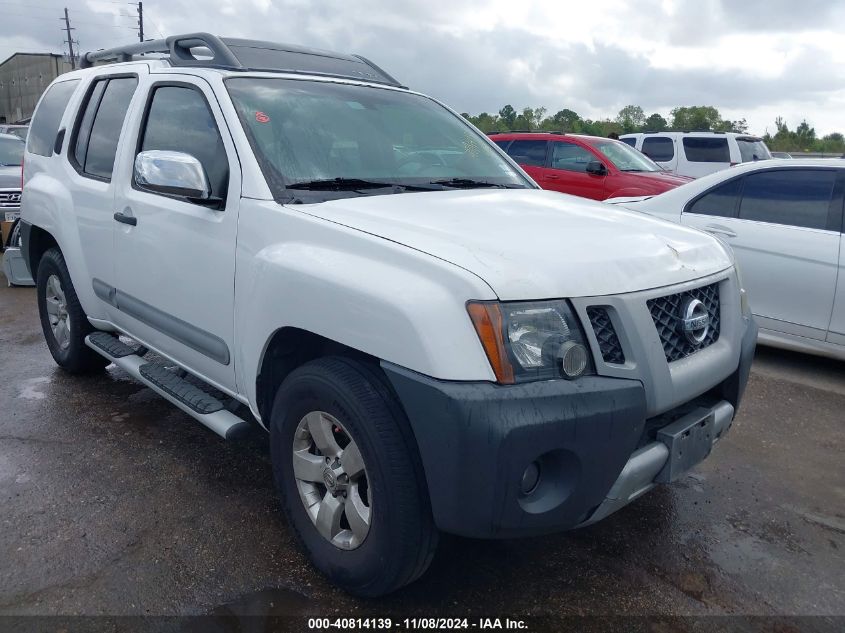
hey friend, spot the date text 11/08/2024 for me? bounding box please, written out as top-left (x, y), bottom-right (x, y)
top-left (307, 618), bottom-right (528, 630)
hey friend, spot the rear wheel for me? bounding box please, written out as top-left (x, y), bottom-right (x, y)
top-left (36, 248), bottom-right (108, 373)
top-left (270, 356), bottom-right (438, 597)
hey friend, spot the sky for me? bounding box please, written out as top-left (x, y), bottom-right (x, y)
top-left (2, 0), bottom-right (845, 136)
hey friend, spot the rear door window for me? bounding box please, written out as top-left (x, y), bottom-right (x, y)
top-left (642, 137), bottom-right (674, 162)
top-left (74, 76), bottom-right (138, 180)
top-left (686, 178), bottom-right (742, 217)
top-left (504, 140), bottom-right (548, 167)
top-left (736, 137), bottom-right (771, 162)
top-left (738, 169), bottom-right (836, 230)
top-left (27, 80), bottom-right (79, 157)
top-left (682, 137), bottom-right (730, 163)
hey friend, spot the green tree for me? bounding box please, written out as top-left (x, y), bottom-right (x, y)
top-left (498, 104), bottom-right (517, 127)
top-left (548, 108), bottom-right (581, 132)
top-left (670, 106), bottom-right (723, 131)
top-left (643, 113), bottom-right (668, 131)
top-left (616, 105), bottom-right (645, 132)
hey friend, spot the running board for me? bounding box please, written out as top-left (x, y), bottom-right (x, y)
top-left (85, 332), bottom-right (251, 439)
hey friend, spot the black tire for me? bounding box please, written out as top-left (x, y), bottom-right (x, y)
top-left (270, 356), bottom-right (438, 597)
top-left (36, 248), bottom-right (109, 374)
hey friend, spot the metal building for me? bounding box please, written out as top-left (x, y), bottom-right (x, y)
top-left (0, 53), bottom-right (73, 124)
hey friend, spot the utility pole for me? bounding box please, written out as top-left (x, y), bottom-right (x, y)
top-left (132, 1), bottom-right (145, 42)
top-left (61, 8), bottom-right (76, 69)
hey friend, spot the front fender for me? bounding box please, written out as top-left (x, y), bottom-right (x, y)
top-left (234, 200), bottom-right (499, 412)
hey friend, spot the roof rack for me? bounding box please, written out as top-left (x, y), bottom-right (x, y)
top-left (80, 33), bottom-right (405, 88)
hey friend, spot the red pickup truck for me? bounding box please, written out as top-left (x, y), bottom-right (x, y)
top-left (490, 132), bottom-right (691, 200)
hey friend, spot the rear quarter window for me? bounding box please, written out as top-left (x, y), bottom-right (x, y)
top-left (27, 80), bottom-right (80, 157)
top-left (682, 137), bottom-right (730, 163)
top-left (642, 137), bottom-right (674, 162)
top-left (736, 138), bottom-right (771, 162)
top-left (620, 137), bottom-right (637, 147)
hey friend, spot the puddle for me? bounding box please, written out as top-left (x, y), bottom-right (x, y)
top-left (17, 376), bottom-right (51, 400)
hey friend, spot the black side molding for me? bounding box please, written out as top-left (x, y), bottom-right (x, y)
top-left (91, 279), bottom-right (230, 365)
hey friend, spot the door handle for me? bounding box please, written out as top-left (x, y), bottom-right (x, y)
top-left (704, 224), bottom-right (736, 238)
top-left (545, 174), bottom-right (559, 180)
top-left (114, 212), bottom-right (137, 226)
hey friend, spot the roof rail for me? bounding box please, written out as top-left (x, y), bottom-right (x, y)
top-left (80, 33), bottom-right (404, 87)
top-left (488, 130), bottom-right (566, 135)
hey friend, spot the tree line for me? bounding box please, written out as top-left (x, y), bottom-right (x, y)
top-left (460, 105), bottom-right (845, 154)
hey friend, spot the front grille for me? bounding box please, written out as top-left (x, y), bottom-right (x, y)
top-left (587, 306), bottom-right (625, 364)
top-left (0, 190), bottom-right (22, 210)
top-left (648, 282), bottom-right (720, 362)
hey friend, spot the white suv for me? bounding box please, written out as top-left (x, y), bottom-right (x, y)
top-left (19, 34), bottom-right (757, 596)
top-left (621, 131), bottom-right (772, 178)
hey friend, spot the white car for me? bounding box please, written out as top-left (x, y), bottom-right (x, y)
top-left (20, 33), bottom-right (756, 596)
top-left (620, 132), bottom-right (772, 178)
top-left (608, 159), bottom-right (845, 361)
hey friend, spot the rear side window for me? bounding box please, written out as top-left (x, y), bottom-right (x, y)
top-left (505, 140), bottom-right (547, 167)
top-left (620, 137), bottom-right (636, 147)
top-left (74, 77), bottom-right (138, 180)
top-left (739, 170), bottom-right (835, 230)
top-left (550, 141), bottom-right (595, 172)
top-left (687, 178), bottom-right (742, 217)
top-left (27, 80), bottom-right (79, 157)
top-left (642, 137), bottom-right (674, 162)
top-left (139, 85), bottom-right (229, 200)
top-left (736, 137), bottom-right (771, 163)
top-left (682, 137), bottom-right (730, 163)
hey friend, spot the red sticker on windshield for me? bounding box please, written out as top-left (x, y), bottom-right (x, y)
top-left (255, 111), bottom-right (270, 123)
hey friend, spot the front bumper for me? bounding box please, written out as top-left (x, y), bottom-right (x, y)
top-left (383, 315), bottom-right (757, 539)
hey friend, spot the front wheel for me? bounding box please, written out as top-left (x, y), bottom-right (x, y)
top-left (270, 357), bottom-right (438, 597)
top-left (36, 248), bottom-right (108, 374)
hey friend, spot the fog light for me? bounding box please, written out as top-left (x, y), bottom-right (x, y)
top-left (520, 461), bottom-right (541, 495)
top-left (559, 341), bottom-right (588, 379)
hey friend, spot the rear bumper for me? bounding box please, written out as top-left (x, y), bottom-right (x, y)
top-left (383, 315), bottom-right (757, 539)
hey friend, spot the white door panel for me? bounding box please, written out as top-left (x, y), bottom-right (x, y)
top-left (684, 214), bottom-right (838, 338)
top-left (110, 76), bottom-right (240, 392)
top-left (828, 235), bottom-right (845, 341)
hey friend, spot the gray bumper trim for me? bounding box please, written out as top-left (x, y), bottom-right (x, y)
top-left (578, 400), bottom-right (734, 527)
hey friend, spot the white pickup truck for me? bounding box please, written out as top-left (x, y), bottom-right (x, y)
top-left (19, 34), bottom-right (757, 597)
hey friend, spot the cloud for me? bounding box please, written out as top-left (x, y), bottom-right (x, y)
top-left (2, 0), bottom-right (845, 134)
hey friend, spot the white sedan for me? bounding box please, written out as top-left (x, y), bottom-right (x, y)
top-left (608, 159), bottom-right (845, 361)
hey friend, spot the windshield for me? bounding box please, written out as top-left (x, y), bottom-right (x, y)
top-left (737, 138), bottom-right (771, 162)
top-left (593, 140), bottom-right (661, 172)
top-left (0, 136), bottom-right (24, 166)
top-left (225, 78), bottom-right (531, 202)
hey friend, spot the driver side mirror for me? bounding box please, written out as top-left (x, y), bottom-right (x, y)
top-left (134, 150), bottom-right (221, 207)
top-left (585, 160), bottom-right (607, 176)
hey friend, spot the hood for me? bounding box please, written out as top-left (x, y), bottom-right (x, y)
top-left (0, 166), bottom-right (20, 190)
top-left (627, 170), bottom-right (692, 189)
top-left (297, 189), bottom-right (732, 300)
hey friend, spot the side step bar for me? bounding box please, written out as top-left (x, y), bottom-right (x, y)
top-left (86, 332), bottom-right (251, 439)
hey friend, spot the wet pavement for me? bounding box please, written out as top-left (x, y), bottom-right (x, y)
top-left (1, 264), bottom-right (843, 622)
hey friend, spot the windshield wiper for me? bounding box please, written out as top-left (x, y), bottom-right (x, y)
top-left (430, 178), bottom-right (520, 189)
top-left (287, 178), bottom-right (401, 191)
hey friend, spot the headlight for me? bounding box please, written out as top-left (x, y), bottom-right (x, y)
top-left (467, 300), bottom-right (594, 384)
